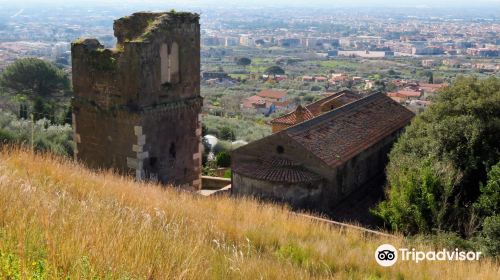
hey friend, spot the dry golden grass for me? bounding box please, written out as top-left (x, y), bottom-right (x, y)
top-left (0, 148), bottom-right (498, 279)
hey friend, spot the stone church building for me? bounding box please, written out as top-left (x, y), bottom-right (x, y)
top-left (71, 12), bottom-right (203, 189)
top-left (231, 92), bottom-right (414, 214)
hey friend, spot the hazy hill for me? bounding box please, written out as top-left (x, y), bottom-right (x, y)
top-left (0, 149), bottom-right (498, 279)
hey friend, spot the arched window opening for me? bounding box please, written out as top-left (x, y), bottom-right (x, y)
top-left (169, 42), bottom-right (180, 83)
top-left (160, 43), bottom-right (169, 84)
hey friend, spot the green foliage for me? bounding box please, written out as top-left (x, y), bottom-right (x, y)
top-left (264, 65), bottom-right (285, 75)
top-left (0, 129), bottom-right (15, 144)
top-left (219, 126), bottom-right (236, 141)
top-left (276, 244), bottom-right (311, 266)
top-left (202, 160), bottom-right (218, 176)
top-left (223, 169), bottom-right (232, 179)
top-left (0, 251), bottom-right (21, 279)
top-left (0, 111), bottom-right (73, 157)
top-left (409, 232), bottom-right (477, 252)
top-left (310, 85), bottom-right (322, 91)
top-left (373, 76), bottom-right (500, 235)
top-left (212, 140), bottom-right (232, 155)
top-left (235, 57), bottom-right (252, 66)
top-left (474, 161), bottom-right (500, 218)
top-left (477, 215), bottom-right (500, 257)
top-left (373, 159), bottom-right (459, 234)
top-left (203, 115), bottom-right (271, 142)
top-left (216, 151), bottom-right (231, 168)
top-left (0, 58), bottom-right (71, 124)
top-left (0, 58), bottom-right (70, 98)
top-left (33, 98), bottom-right (56, 122)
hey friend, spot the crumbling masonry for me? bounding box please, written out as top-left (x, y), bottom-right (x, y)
top-left (71, 12), bottom-right (202, 189)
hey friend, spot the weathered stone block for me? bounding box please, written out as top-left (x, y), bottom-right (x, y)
top-left (127, 157), bottom-right (142, 170)
top-left (134, 126), bottom-right (143, 136)
top-left (137, 135), bottom-right (146, 146)
top-left (137, 151), bottom-right (149, 160)
top-left (132, 144), bottom-right (143, 153)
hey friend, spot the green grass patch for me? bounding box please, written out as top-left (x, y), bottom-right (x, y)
top-left (228, 74), bottom-right (250, 80)
top-left (319, 60), bottom-right (361, 69)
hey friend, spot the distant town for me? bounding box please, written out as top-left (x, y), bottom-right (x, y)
top-left (0, 3), bottom-right (498, 145)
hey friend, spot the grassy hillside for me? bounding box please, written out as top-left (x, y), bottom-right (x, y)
top-left (0, 149), bottom-right (498, 279)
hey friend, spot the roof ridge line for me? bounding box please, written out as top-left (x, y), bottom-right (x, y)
top-left (286, 91), bottom-right (383, 135)
top-left (304, 89), bottom-right (350, 109)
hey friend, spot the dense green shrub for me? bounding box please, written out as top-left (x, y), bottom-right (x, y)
top-left (0, 129), bottom-right (15, 144)
top-left (310, 85), bottom-right (322, 91)
top-left (219, 126), bottom-right (236, 141)
top-left (264, 65), bottom-right (285, 75)
top-left (212, 140), bottom-right (232, 155)
top-left (0, 111), bottom-right (73, 157)
top-left (409, 232), bottom-right (476, 252)
top-left (216, 151), bottom-right (231, 168)
top-left (373, 76), bottom-right (500, 235)
top-left (477, 215), bottom-right (500, 257)
top-left (235, 57), bottom-right (252, 66)
top-left (474, 161), bottom-right (500, 218)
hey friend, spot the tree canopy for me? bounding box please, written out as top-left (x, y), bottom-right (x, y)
top-left (264, 65), bottom-right (285, 75)
top-left (219, 126), bottom-right (236, 141)
top-left (373, 76), bottom-right (500, 236)
top-left (0, 58), bottom-right (70, 99)
top-left (235, 57), bottom-right (252, 66)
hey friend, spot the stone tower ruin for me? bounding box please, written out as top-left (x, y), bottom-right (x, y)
top-left (71, 12), bottom-right (202, 189)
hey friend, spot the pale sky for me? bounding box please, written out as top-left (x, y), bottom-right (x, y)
top-left (1, 0), bottom-right (499, 8)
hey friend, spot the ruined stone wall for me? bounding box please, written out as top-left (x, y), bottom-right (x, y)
top-left (72, 104), bottom-right (139, 173)
top-left (139, 98), bottom-right (202, 188)
top-left (72, 12), bottom-right (202, 189)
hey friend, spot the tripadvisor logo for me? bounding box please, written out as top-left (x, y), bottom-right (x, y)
top-left (375, 244), bottom-right (398, 267)
top-left (375, 244), bottom-right (482, 267)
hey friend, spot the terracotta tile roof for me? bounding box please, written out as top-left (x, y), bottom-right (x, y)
top-left (270, 105), bottom-right (315, 125)
top-left (242, 95), bottom-right (266, 109)
top-left (286, 93), bottom-right (415, 168)
top-left (274, 101), bottom-right (290, 108)
top-left (389, 96), bottom-right (406, 103)
top-left (232, 157), bottom-right (322, 183)
top-left (305, 90), bottom-right (360, 116)
top-left (419, 83), bottom-right (448, 93)
top-left (387, 89), bottom-right (421, 98)
top-left (257, 89), bottom-right (287, 99)
top-left (269, 90), bottom-right (361, 128)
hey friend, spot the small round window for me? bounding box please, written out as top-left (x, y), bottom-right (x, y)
top-left (276, 145), bottom-right (285, 154)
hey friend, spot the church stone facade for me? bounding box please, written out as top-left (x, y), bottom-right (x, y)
top-left (71, 12), bottom-right (203, 189)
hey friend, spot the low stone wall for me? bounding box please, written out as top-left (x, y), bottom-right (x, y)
top-left (201, 176), bottom-right (231, 190)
